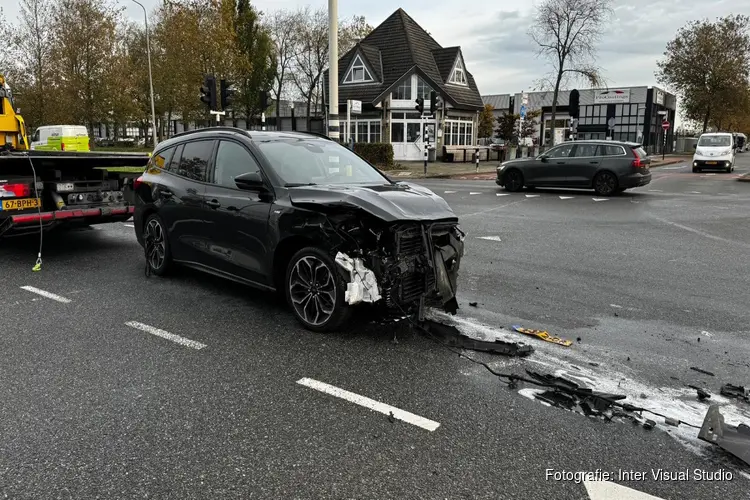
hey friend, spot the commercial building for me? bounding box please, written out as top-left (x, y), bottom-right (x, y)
top-left (323, 8), bottom-right (485, 161)
top-left (482, 86), bottom-right (677, 154)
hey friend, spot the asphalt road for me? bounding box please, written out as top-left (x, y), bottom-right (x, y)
top-left (1, 155), bottom-right (750, 499)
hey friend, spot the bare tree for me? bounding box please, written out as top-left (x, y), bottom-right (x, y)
top-left (528, 0), bottom-right (613, 146)
top-left (265, 9), bottom-right (300, 121)
top-left (290, 7), bottom-right (328, 129)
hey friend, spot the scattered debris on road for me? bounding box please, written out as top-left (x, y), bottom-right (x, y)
top-left (469, 301), bottom-right (478, 307)
top-left (698, 405), bottom-right (750, 466)
top-left (421, 319), bottom-right (534, 357)
top-left (690, 366), bottom-right (715, 377)
top-left (510, 325), bottom-right (573, 347)
top-left (720, 384), bottom-right (749, 403)
top-left (688, 385), bottom-right (711, 401)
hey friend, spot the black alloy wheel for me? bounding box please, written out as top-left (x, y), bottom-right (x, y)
top-left (504, 170), bottom-right (524, 192)
top-left (593, 171), bottom-right (618, 196)
top-left (286, 247), bottom-right (351, 332)
top-left (143, 214), bottom-right (172, 275)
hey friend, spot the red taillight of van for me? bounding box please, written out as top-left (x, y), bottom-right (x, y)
top-left (61, 142), bottom-right (66, 151)
top-left (1, 183), bottom-right (32, 197)
top-left (133, 176), bottom-right (144, 190)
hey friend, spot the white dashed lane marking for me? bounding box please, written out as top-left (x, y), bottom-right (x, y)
top-left (469, 192), bottom-right (482, 195)
top-left (525, 194), bottom-right (540, 198)
top-left (20, 286), bottom-right (71, 304)
top-left (559, 196), bottom-right (574, 200)
top-left (297, 378), bottom-right (440, 432)
top-left (592, 198), bottom-right (609, 202)
top-left (477, 236), bottom-right (502, 242)
top-left (496, 193), bottom-right (510, 196)
top-left (125, 321), bottom-right (207, 350)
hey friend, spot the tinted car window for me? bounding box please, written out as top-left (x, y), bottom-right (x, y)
top-left (255, 138), bottom-right (389, 186)
top-left (597, 145), bottom-right (624, 156)
top-left (166, 144), bottom-right (183, 172)
top-left (214, 140), bottom-right (261, 188)
top-left (151, 147), bottom-right (174, 170)
top-left (178, 140), bottom-right (213, 182)
top-left (573, 144), bottom-right (597, 157)
top-left (547, 144), bottom-right (574, 158)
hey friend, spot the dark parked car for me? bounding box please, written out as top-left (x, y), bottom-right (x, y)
top-left (131, 127), bottom-right (464, 332)
top-left (496, 140), bottom-right (652, 196)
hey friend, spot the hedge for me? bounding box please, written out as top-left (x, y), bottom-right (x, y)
top-left (353, 142), bottom-right (394, 168)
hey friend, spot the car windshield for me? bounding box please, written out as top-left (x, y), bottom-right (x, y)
top-left (697, 135), bottom-right (731, 147)
top-left (255, 138), bottom-right (391, 186)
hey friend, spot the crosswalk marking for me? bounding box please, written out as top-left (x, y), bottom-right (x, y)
top-left (559, 196), bottom-right (574, 200)
top-left (469, 192), bottom-right (482, 195)
top-left (444, 190), bottom-right (456, 194)
top-left (477, 236), bottom-right (502, 242)
top-left (525, 194), bottom-right (540, 198)
top-left (496, 193), bottom-right (510, 196)
top-left (584, 481), bottom-right (665, 499)
top-left (592, 198), bottom-right (609, 202)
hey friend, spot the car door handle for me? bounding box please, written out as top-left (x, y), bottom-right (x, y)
top-left (206, 199), bottom-right (221, 209)
top-left (159, 189), bottom-right (173, 198)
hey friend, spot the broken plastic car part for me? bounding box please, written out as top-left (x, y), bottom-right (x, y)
top-left (698, 404), bottom-right (750, 466)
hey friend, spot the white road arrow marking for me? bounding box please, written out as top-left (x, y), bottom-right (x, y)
top-left (477, 236), bottom-right (502, 242)
top-left (496, 193), bottom-right (510, 196)
top-left (444, 190), bottom-right (457, 194)
top-left (584, 481), bottom-right (665, 500)
top-left (525, 194), bottom-right (540, 198)
top-left (469, 192), bottom-right (482, 195)
top-left (592, 198), bottom-right (609, 202)
top-left (559, 196), bottom-right (575, 200)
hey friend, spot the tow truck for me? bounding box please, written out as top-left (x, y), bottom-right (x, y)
top-left (0, 74), bottom-right (150, 238)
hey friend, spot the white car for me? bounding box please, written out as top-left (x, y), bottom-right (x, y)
top-left (692, 132), bottom-right (735, 173)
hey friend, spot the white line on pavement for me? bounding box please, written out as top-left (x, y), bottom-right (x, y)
top-left (592, 198), bottom-right (609, 202)
top-left (296, 377), bottom-right (440, 432)
top-left (648, 189), bottom-right (663, 192)
top-left (525, 194), bottom-right (540, 198)
top-left (496, 193), bottom-right (510, 196)
top-left (469, 192), bottom-right (482, 195)
top-left (559, 196), bottom-right (575, 200)
top-left (20, 286), bottom-right (71, 304)
top-left (444, 190), bottom-right (456, 194)
top-left (125, 321), bottom-right (207, 350)
top-left (477, 236), bottom-right (502, 242)
top-left (610, 304), bottom-right (623, 308)
top-left (584, 480), bottom-right (664, 499)
top-left (124, 224), bottom-right (134, 228)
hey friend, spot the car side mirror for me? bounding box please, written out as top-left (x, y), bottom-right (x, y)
top-left (693, 144), bottom-right (697, 149)
top-left (235, 171), bottom-right (265, 191)
top-left (540, 155), bottom-right (549, 163)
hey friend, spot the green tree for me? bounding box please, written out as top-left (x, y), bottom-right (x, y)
top-left (528, 0), bottom-right (612, 146)
top-left (657, 15), bottom-right (750, 133)
top-left (520, 109), bottom-right (542, 145)
top-left (478, 104), bottom-right (495, 140)
top-left (233, 0), bottom-right (276, 124)
top-left (495, 113), bottom-right (519, 145)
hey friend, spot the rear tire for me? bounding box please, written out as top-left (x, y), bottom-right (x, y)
top-left (503, 169), bottom-right (524, 192)
top-left (285, 246), bottom-right (352, 333)
top-left (593, 171), bottom-right (618, 196)
top-left (143, 213), bottom-right (173, 276)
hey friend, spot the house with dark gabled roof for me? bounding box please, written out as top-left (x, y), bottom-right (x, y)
top-left (323, 8), bottom-right (484, 161)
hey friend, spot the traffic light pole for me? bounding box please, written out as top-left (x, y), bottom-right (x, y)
top-left (210, 110), bottom-right (226, 126)
top-left (261, 112), bottom-right (266, 131)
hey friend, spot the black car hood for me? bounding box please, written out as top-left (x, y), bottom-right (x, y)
top-left (287, 182), bottom-right (457, 222)
top-left (503, 157), bottom-right (537, 167)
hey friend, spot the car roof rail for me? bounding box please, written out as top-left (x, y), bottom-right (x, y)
top-left (291, 130), bottom-right (335, 141)
top-left (168, 126), bottom-right (250, 140)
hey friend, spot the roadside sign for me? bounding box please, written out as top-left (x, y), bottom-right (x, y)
top-left (520, 104), bottom-right (527, 119)
top-left (607, 117), bottom-right (616, 128)
top-left (662, 121), bottom-right (670, 130)
top-left (350, 100), bottom-right (362, 114)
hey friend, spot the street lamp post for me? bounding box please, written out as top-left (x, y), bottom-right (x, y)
top-left (132, 0), bottom-right (158, 148)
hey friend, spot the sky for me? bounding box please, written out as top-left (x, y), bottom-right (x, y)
top-left (4, 0), bottom-right (749, 102)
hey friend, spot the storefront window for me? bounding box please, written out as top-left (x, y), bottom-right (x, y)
top-left (391, 122), bottom-right (404, 142)
top-left (444, 117), bottom-right (474, 146)
top-left (347, 120), bottom-right (383, 143)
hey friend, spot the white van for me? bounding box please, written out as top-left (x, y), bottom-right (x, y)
top-left (30, 125), bottom-right (90, 151)
top-left (692, 132), bottom-right (735, 173)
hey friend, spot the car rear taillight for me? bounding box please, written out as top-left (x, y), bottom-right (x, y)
top-left (632, 157), bottom-right (645, 168)
top-left (0, 183), bottom-right (31, 197)
top-left (133, 176), bottom-right (144, 190)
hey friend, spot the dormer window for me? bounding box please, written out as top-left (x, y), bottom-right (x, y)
top-left (343, 54), bottom-right (374, 84)
top-left (449, 57), bottom-right (468, 86)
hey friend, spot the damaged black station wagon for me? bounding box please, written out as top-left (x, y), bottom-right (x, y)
top-left (132, 128), bottom-right (464, 331)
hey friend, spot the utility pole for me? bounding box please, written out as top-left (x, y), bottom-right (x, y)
top-left (132, 0), bottom-right (157, 147)
top-left (327, 0), bottom-right (339, 141)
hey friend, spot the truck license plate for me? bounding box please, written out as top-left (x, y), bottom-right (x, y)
top-left (1, 198), bottom-right (41, 211)
top-left (706, 161), bottom-right (717, 165)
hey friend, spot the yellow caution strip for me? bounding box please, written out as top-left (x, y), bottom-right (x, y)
top-left (511, 325), bottom-right (573, 347)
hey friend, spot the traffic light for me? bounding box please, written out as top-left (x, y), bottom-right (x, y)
top-left (569, 88), bottom-right (580, 119)
top-left (429, 91), bottom-right (437, 115)
top-left (415, 97), bottom-right (424, 114)
top-left (200, 74), bottom-right (217, 111)
top-left (220, 79), bottom-right (235, 110)
top-left (258, 90), bottom-right (271, 110)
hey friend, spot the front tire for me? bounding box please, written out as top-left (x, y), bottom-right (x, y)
top-left (286, 247), bottom-right (352, 332)
top-left (143, 213), bottom-right (172, 276)
top-left (503, 169), bottom-right (524, 192)
top-left (593, 171), bottom-right (618, 196)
